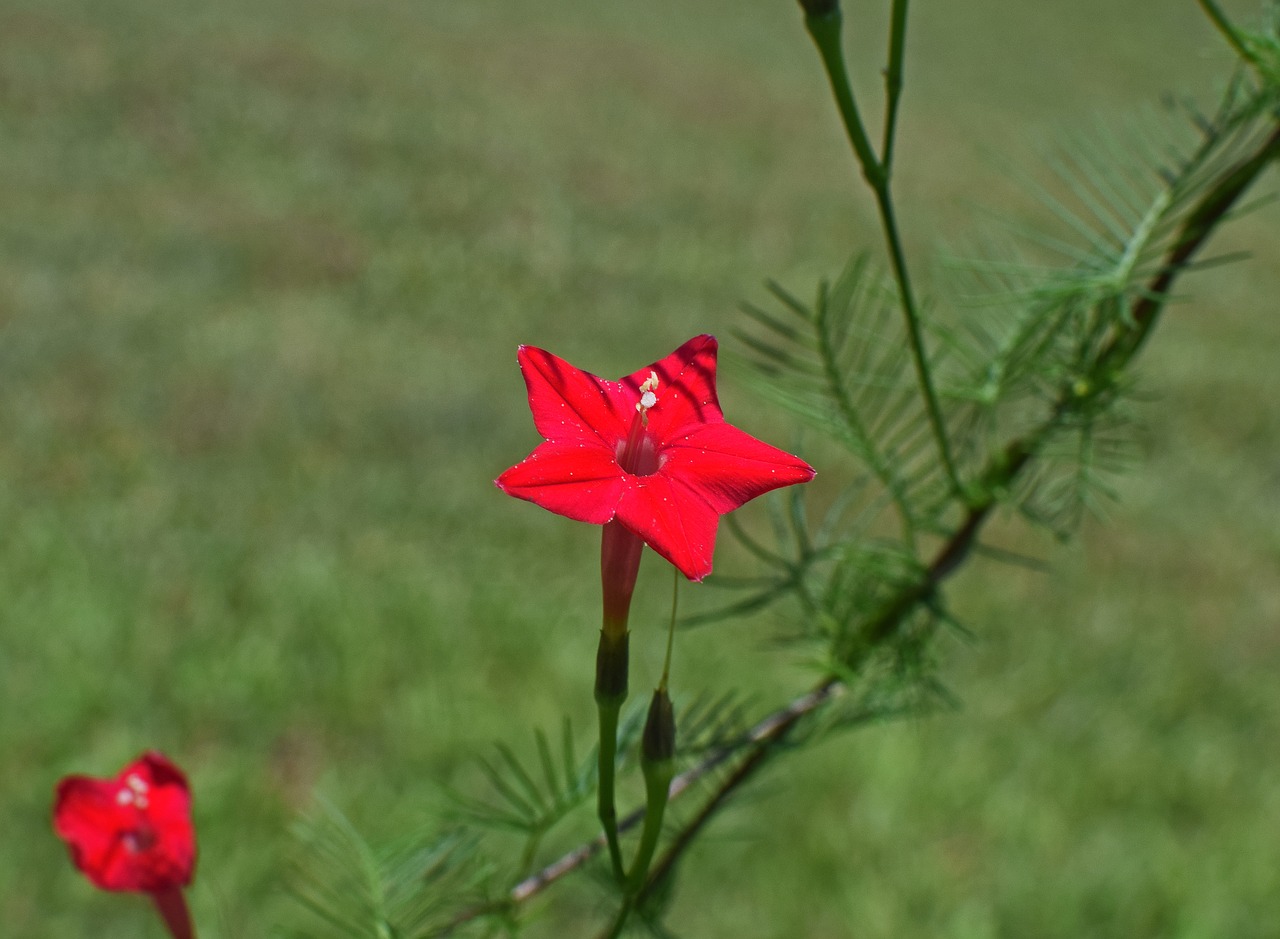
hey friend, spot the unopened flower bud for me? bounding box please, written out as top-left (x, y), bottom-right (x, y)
top-left (641, 687), bottom-right (676, 768)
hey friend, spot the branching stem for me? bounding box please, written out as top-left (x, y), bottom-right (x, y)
top-left (804, 11), bottom-right (883, 189)
top-left (882, 0), bottom-right (910, 167)
top-left (595, 698), bottom-right (626, 883)
top-left (804, 8), bottom-right (963, 497)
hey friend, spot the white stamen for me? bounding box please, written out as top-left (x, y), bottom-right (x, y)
top-left (636, 372), bottom-right (660, 413)
top-left (116, 789), bottom-right (134, 806)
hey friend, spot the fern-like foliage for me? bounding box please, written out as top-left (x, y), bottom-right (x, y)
top-left (738, 257), bottom-right (951, 545)
top-left (720, 69), bottom-right (1279, 720)
top-left (447, 719), bottom-right (599, 838)
top-left (946, 79), bottom-right (1280, 532)
top-left (673, 689), bottom-right (755, 758)
top-left (717, 255), bottom-right (963, 675)
top-left (289, 797), bottom-right (486, 939)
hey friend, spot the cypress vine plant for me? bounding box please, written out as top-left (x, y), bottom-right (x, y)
top-left (54, 2), bottom-right (1276, 937)
top-left (288, 2), bottom-right (1280, 935)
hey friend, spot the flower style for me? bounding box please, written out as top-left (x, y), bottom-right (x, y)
top-left (495, 335), bottom-right (815, 583)
top-left (54, 751), bottom-right (197, 939)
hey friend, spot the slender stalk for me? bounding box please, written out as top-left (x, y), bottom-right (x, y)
top-left (804, 9), bottom-right (962, 495)
top-left (594, 626), bottom-right (631, 883)
top-left (881, 0), bottom-right (910, 167)
top-left (596, 442), bottom-right (648, 886)
top-left (624, 766), bottom-right (670, 896)
top-left (659, 570), bottom-right (678, 689)
top-left (804, 10), bottom-right (883, 187)
top-left (595, 695), bottom-right (626, 883)
top-left (871, 184), bottom-right (959, 488)
top-left (610, 573), bottom-right (680, 934)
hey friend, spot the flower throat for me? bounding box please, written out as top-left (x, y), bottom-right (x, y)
top-left (618, 371), bottom-right (660, 476)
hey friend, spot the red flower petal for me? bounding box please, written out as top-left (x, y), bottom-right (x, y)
top-left (495, 440), bottom-right (625, 524)
top-left (619, 335), bottom-right (723, 441)
top-left (613, 473), bottom-right (722, 581)
top-left (54, 752), bottom-right (196, 894)
top-left (518, 345), bottom-right (632, 449)
top-left (660, 422), bottom-right (816, 515)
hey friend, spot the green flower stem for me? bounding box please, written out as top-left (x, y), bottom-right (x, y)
top-left (804, 6), bottom-right (962, 497)
top-left (605, 573), bottom-right (680, 937)
top-left (803, 10), bottom-right (882, 187)
top-left (622, 574), bottom-right (679, 925)
top-left (627, 693), bottom-right (675, 896)
top-left (599, 771), bottom-right (673, 939)
top-left (595, 630), bottom-right (630, 884)
top-left (595, 696), bottom-right (626, 883)
top-left (881, 0), bottom-right (909, 166)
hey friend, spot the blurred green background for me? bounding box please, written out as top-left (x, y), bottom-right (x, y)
top-left (3, 0), bottom-right (1278, 936)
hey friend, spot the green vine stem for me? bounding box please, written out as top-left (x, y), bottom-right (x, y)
top-left (881, 0), bottom-right (910, 166)
top-left (594, 697), bottom-right (626, 883)
top-left (803, 4), bottom-right (963, 497)
top-left (595, 628), bottom-right (631, 883)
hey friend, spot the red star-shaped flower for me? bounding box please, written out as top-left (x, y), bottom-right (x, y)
top-left (496, 335), bottom-right (815, 581)
top-left (54, 751), bottom-right (196, 895)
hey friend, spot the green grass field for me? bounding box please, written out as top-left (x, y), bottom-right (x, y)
top-left (3, 1), bottom-right (1278, 936)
